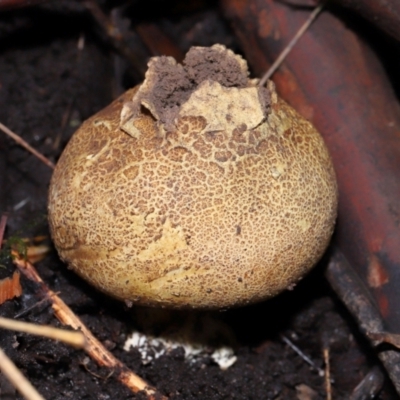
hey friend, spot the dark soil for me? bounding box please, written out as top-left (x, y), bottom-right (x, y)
top-left (0, 1), bottom-right (398, 399)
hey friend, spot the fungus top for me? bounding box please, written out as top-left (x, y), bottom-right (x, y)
top-left (120, 44), bottom-right (272, 136)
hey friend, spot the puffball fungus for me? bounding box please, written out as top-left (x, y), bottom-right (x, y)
top-left (48, 45), bottom-right (337, 309)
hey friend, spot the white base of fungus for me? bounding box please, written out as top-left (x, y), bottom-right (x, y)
top-left (123, 331), bottom-right (237, 370)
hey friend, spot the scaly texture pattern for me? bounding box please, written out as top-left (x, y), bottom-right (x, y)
top-left (48, 86), bottom-right (337, 309)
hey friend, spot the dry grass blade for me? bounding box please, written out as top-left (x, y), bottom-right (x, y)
top-left (0, 346), bottom-right (44, 400)
top-left (280, 334), bottom-right (325, 376)
top-left (0, 316), bottom-right (85, 349)
top-left (323, 347), bottom-right (332, 400)
top-left (258, 2), bottom-right (325, 87)
top-left (0, 121), bottom-right (55, 169)
top-left (12, 251), bottom-right (166, 400)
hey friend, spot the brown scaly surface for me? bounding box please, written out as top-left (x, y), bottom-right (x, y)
top-left (48, 50), bottom-right (337, 309)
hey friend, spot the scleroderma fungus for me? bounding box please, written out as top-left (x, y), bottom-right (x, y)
top-left (48, 45), bottom-right (338, 309)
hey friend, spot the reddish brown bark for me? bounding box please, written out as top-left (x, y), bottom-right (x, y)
top-left (272, 0), bottom-right (400, 42)
top-left (332, 0), bottom-right (400, 42)
top-left (136, 23), bottom-right (185, 62)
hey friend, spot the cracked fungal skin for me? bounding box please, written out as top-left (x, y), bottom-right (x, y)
top-left (48, 45), bottom-right (337, 309)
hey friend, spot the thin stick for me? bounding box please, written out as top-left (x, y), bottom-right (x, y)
top-left (0, 121), bottom-right (55, 169)
top-left (12, 252), bottom-right (166, 400)
top-left (14, 296), bottom-right (52, 318)
top-left (281, 334), bottom-right (325, 376)
top-left (258, 2), bottom-right (325, 87)
top-left (323, 347), bottom-right (332, 400)
top-left (0, 316), bottom-right (85, 349)
top-left (0, 346), bottom-right (44, 400)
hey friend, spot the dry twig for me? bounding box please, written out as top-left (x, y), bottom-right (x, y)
top-left (258, 2), bottom-right (325, 87)
top-left (323, 347), bottom-right (332, 400)
top-left (281, 334), bottom-right (325, 376)
top-left (12, 252), bottom-right (166, 400)
top-left (14, 296), bottom-right (52, 318)
top-left (0, 122), bottom-right (55, 169)
top-left (0, 346), bottom-right (44, 400)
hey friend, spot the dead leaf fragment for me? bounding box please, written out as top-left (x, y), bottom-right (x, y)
top-left (0, 271), bottom-right (22, 305)
top-left (296, 383), bottom-right (318, 400)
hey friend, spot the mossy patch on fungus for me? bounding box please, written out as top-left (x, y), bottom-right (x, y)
top-left (48, 45), bottom-right (337, 309)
